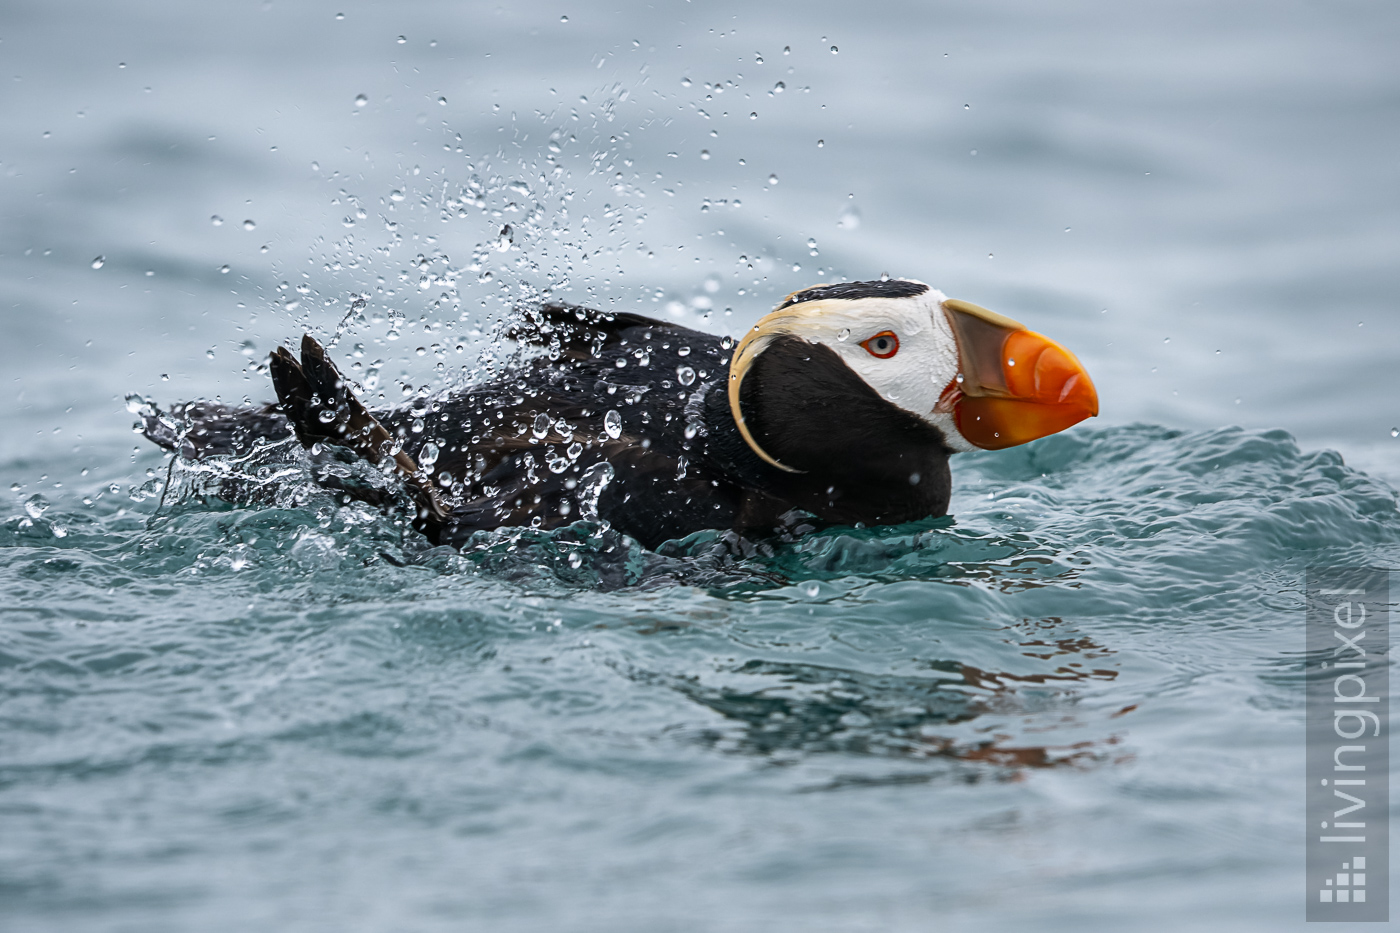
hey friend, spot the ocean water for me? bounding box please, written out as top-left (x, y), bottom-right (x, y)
top-left (2, 2), bottom-right (1398, 931)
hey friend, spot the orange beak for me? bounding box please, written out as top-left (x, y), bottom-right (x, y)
top-left (941, 299), bottom-right (1099, 450)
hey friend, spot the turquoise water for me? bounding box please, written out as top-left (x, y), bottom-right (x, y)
top-left (3, 1), bottom-right (1400, 930)
top-left (4, 425), bottom-right (1397, 930)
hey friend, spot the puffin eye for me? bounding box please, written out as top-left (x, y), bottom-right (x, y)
top-left (860, 330), bottom-right (899, 359)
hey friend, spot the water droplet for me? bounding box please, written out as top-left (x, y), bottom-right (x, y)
top-left (680, 77), bottom-right (692, 87)
top-left (749, 112), bottom-right (758, 120)
top-left (804, 582), bottom-right (819, 597)
top-left (955, 373), bottom-right (965, 384)
top-left (317, 409), bottom-right (336, 424)
top-left (243, 219), bottom-right (256, 231)
top-left (838, 328), bottom-right (850, 341)
top-left (219, 264), bottom-right (230, 274)
top-left (773, 81), bottom-right (785, 93)
top-left (210, 214), bottom-right (224, 226)
top-left (335, 11), bottom-right (344, 20)
top-left (559, 14), bottom-right (568, 22)
top-left (419, 442), bottom-right (440, 468)
top-left (532, 413), bottom-right (551, 439)
top-left (700, 149), bottom-right (710, 160)
top-left (90, 256), bottom-right (105, 269)
top-left (830, 45), bottom-right (838, 54)
top-left (1064, 227), bottom-right (1072, 233)
top-left (24, 493), bottom-right (49, 520)
top-left (397, 35), bottom-right (406, 43)
top-left (817, 139), bottom-right (824, 148)
top-left (389, 189), bottom-right (404, 202)
top-left (354, 94), bottom-right (368, 107)
top-left (1391, 428), bottom-right (1398, 438)
top-left (767, 174), bottom-right (778, 185)
top-left (603, 410), bottom-right (623, 439)
top-left (1163, 337), bottom-right (1171, 344)
top-left (495, 224), bottom-right (513, 251)
top-left (677, 345), bottom-right (691, 357)
top-left (676, 365), bottom-right (696, 386)
top-left (964, 103), bottom-right (970, 110)
top-left (437, 96), bottom-right (447, 106)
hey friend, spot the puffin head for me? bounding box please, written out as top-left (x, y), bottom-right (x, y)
top-left (727, 278), bottom-right (1099, 473)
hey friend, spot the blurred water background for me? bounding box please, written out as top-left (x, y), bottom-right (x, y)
top-left (1, 1), bottom-right (1398, 931)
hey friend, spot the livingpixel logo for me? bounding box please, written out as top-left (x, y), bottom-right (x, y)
top-left (1306, 569), bottom-right (1389, 922)
top-left (1318, 856), bottom-right (1368, 904)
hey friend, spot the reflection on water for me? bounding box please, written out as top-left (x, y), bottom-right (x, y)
top-left (660, 651), bottom-right (1120, 769)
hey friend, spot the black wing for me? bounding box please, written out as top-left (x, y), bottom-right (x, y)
top-left (503, 301), bottom-right (717, 361)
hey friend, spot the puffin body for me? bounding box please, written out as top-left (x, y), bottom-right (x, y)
top-left (141, 279), bottom-right (1098, 549)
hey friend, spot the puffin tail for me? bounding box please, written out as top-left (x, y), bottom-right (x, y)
top-left (138, 400), bottom-right (291, 459)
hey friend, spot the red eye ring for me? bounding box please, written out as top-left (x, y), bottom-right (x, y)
top-left (860, 330), bottom-right (900, 359)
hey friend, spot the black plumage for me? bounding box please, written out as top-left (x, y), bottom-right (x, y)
top-left (142, 302), bottom-right (957, 549)
top-left (776, 278), bottom-right (929, 309)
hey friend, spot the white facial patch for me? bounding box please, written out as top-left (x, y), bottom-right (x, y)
top-left (766, 286), bottom-right (977, 452)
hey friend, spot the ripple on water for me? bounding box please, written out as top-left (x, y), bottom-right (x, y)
top-left (1, 423), bottom-right (1398, 926)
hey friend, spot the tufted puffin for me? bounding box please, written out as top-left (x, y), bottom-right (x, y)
top-left (140, 279), bottom-right (1097, 550)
